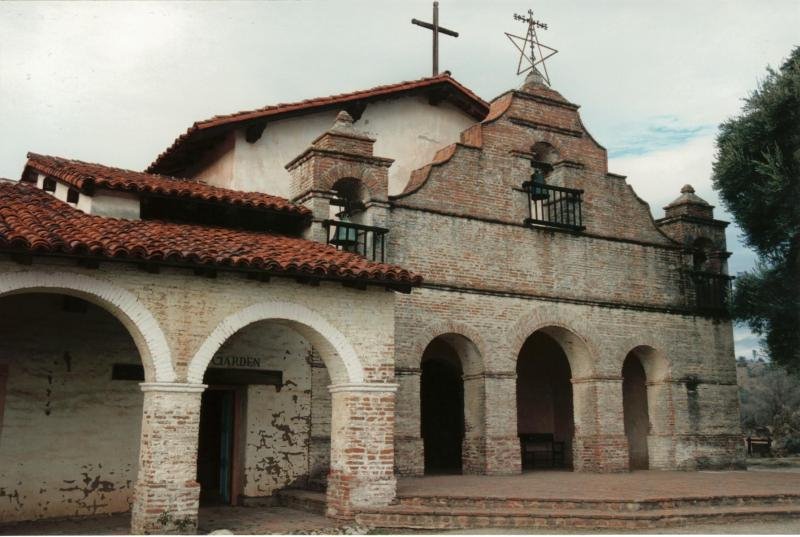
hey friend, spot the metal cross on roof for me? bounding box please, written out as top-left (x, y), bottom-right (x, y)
top-left (412, 1), bottom-right (459, 77)
top-left (505, 9), bottom-right (558, 85)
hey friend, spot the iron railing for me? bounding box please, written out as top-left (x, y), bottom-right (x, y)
top-left (322, 219), bottom-right (389, 263)
top-left (523, 182), bottom-right (585, 231)
top-left (691, 271), bottom-right (733, 313)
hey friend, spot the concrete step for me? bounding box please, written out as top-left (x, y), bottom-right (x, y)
top-left (277, 489), bottom-right (327, 516)
top-left (395, 492), bottom-right (800, 512)
top-left (356, 503), bottom-right (800, 531)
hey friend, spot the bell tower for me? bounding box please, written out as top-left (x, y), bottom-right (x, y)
top-left (286, 111), bottom-right (394, 258)
top-left (656, 184), bottom-right (731, 274)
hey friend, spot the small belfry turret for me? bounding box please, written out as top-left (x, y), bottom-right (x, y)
top-left (285, 110), bottom-right (393, 261)
top-left (656, 185), bottom-right (733, 312)
top-left (656, 184), bottom-right (730, 274)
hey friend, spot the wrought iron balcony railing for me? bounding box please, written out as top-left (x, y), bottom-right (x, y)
top-left (322, 219), bottom-right (389, 263)
top-left (522, 182), bottom-right (585, 231)
top-left (691, 271), bottom-right (733, 313)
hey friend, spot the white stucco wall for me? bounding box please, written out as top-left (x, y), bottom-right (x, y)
top-left (77, 189), bottom-right (141, 220)
top-left (193, 96), bottom-right (475, 198)
top-left (210, 320), bottom-right (320, 499)
top-left (0, 294), bottom-right (142, 522)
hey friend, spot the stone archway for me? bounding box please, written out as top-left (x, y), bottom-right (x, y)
top-left (623, 345), bottom-right (672, 470)
top-left (180, 301), bottom-right (393, 524)
top-left (419, 332), bottom-right (485, 475)
top-left (0, 271), bottom-right (177, 529)
top-left (188, 301), bottom-right (364, 385)
top-left (511, 318), bottom-right (625, 472)
top-left (516, 329), bottom-right (578, 471)
top-left (0, 270), bottom-right (175, 382)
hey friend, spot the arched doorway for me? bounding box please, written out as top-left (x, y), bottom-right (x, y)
top-left (622, 352), bottom-right (649, 469)
top-left (187, 301), bottom-right (397, 520)
top-left (622, 345), bottom-right (670, 470)
top-left (0, 292), bottom-right (147, 522)
top-left (421, 337), bottom-right (464, 474)
top-left (516, 331), bottom-right (574, 470)
top-left (193, 318), bottom-right (329, 505)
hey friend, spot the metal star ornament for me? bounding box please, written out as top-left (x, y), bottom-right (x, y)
top-left (505, 9), bottom-right (558, 84)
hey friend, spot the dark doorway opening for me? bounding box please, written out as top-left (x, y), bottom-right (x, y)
top-left (421, 339), bottom-right (464, 474)
top-left (623, 354), bottom-right (650, 470)
top-left (197, 388), bottom-right (236, 505)
top-left (516, 331), bottom-right (574, 470)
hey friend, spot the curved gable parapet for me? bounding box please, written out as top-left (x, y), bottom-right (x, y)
top-left (614, 174), bottom-right (682, 246)
top-left (391, 143), bottom-right (461, 199)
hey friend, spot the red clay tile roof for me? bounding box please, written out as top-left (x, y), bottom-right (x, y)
top-left (24, 153), bottom-right (310, 219)
top-left (0, 181), bottom-right (421, 288)
top-left (147, 73), bottom-right (489, 176)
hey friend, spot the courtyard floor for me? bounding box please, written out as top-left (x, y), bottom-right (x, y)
top-left (396, 467), bottom-right (800, 500)
top-left (1, 467), bottom-right (798, 535)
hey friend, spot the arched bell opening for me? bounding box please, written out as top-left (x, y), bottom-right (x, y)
top-left (0, 292), bottom-right (146, 522)
top-left (528, 142), bottom-right (560, 201)
top-left (691, 237), bottom-right (716, 272)
top-left (622, 352), bottom-right (650, 470)
top-left (420, 336), bottom-right (468, 475)
top-left (516, 330), bottom-right (575, 471)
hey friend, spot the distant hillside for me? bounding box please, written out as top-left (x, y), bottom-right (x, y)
top-left (737, 359), bottom-right (800, 454)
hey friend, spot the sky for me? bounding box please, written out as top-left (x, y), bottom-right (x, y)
top-left (1, 0), bottom-right (797, 359)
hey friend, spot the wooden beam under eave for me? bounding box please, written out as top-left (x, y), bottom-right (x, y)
top-left (245, 121), bottom-right (267, 143)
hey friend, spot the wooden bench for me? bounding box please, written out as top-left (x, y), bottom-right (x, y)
top-left (519, 433), bottom-right (565, 469)
top-left (746, 436), bottom-right (772, 457)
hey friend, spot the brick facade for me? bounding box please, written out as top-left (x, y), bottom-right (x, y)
top-left (0, 72), bottom-right (744, 532)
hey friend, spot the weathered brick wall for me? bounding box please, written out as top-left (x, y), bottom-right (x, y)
top-left (392, 285), bottom-right (742, 473)
top-left (386, 78), bottom-right (740, 475)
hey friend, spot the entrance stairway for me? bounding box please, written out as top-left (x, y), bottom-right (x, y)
top-left (357, 492), bottom-right (800, 531)
top-left (278, 489), bottom-right (327, 516)
top-left (279, 489), bottom-right (800, 531)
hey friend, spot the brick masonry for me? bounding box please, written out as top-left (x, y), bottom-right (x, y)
top-left (0, 73), bottom-right (744, 533)
top-left (385, 75), bottom-right (742, 476)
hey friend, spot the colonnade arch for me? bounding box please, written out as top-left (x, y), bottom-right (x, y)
top-left (0, 270), bottom-right (175, 383)
top-left (419, 332), bottom-right (485, 474)
top-left (622, 344), bottom-right (672, 470)
top-left (188, 301), bottom-right (365, 385)
top-left (514, 325), bottom-right (594, 471)
top-left (130, 300), bottom-right (394, 531)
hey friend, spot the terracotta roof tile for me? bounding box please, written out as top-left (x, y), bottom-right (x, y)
top-left (0, 181), bottom-right (421, 288)
top-left (147, 73), bottom-right (489, 175)
top-left (24, 153), bottom-right (310, 218)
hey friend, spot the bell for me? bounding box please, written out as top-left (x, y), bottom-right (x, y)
top-left (529, 168), bottom-right (550, 201)
top-left (330, 221), bottom-right (358, 247)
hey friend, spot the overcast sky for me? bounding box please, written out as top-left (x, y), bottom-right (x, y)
top-left (1, 0), bottom-right (797, 358)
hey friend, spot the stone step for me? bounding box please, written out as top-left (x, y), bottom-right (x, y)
top-left (356, 503), bottom-right (800, 531)
top-left (277, 489), bottom-right (327, 516)
top-left (395, 492), bottom-right (800, 512)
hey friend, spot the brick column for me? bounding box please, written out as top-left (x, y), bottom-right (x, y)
top-left (326, 383), bottom-right (398, 519)
top-left (131, 383), bottom-right (205, 535)
top-left (309, 358), bottom-right (333, 485)
top-left (646, 380), bottom-right (677, 469)
top-left (571, 377), bottom-right (629, 472)
top-left (483, 372), bottom-right (521, 475)
top-left (394, 368), bottom-right (424, 476)
top-left (296, 192), bottom-right (333, 244)
top-left (461, 373), bottom-right (486, 474)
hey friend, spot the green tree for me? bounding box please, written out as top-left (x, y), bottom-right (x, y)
top-left (712, 47), bottom-right (800, 372)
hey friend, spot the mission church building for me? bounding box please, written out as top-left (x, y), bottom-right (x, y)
top-left (0, 18), bottom-right (742, 533)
